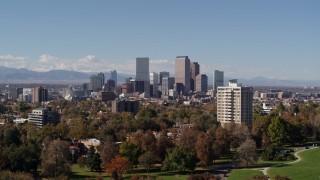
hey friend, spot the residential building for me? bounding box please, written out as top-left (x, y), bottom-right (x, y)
top-left (136, 57), bottom-right (150, 97)
top-left (175, 56), bottom-right (191, 95)
top-left (217, 79), bottom-right (253, 126)
top-left (112, 99), bottom-right (139, 114)
top-left (214, 70), bottom-right (224, 92)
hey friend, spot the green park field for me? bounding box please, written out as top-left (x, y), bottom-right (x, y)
top-left (71, 165), bottom-right (189, 180)
top-left (268, 148), bottom-right (320, 180)
top-left (228, 169), bottom-right (264, 180)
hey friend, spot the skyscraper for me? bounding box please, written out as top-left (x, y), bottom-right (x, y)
top-left (136, 57), bottom-right (150, 97)
top-left (97, 72), bottom-right (105, 88)
top-left (90, 74), bottom-right (103, 91)
top-left (217, 79), bottom-right (253, 126)
top-left (159, 71), bottom-right (170, 85)
top-left (161, 76), bottom-right (169, 97)
top-left (150, 72), bottom-right (158, 97)
top-left (175, 56), bottom-right (191, 95)
top-left (32, 86), bottom-right (48, 103)
top-left (190, 62), bottom-right (200, 92)
top-left (214, 70), bottom-right (224, 92)
top-left (110, 70), bottom-right (117, 86)
top-left (196, 74), bottom-right (208, 92)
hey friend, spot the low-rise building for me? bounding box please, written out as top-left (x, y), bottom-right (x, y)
top-left (28, 107), bottom-right (60, 127)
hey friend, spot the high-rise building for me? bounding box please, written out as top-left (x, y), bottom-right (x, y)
top-left (190, 62), bottom-right (200, 91)
top-left (136, 57), bottom-right (150, 97)
top-left (89, 75), bottom-right (102, 91)
top-left (217, 79), bottom-right (253, 126)
top-left (32, 86), bottom-right (48, 103)
top-left (161, 77), bottom-right (169, 97)
top-left (175, 56), bottom-right (191, 95)
top-left (159, 71), bottom-right (170, 85)
top-left (110, 70), bottom-right (117, 86)
top-left (150, 72), bottom-right (158, 97)
top-left (196, 74), bottom-right (208, 92)
top-left (214, 70), bottom-right (224, 92)
top-left (97, 72), bottom-right (105, 87)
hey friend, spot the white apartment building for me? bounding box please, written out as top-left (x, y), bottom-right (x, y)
top-left (217, 79), bottom-right (253, 126)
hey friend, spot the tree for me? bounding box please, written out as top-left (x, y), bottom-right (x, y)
top-left (92, 153), bottom-right (102, 172)
top-left (195, 132), bottom-right (212, 167)
top-left (119, 142), bottom-right (141, 167)
top-left (105, 156), bottom-right (131, 180)
top-left (140, 130), bottom-right (157, 153)
top-left (100, 137), bottom-right (119, 164)
top-left (178, 128), bottom-right (199, 149)
top-left (268, 117), bottom-right (288, 146)
top-left (41, 140), bottom-right (72, 178)
top-left (234, 138), bottom-right (257, 167)
top-left (188, 174), bottom-right (219, 180)
top-left (272, 175), bottom-right (291, 180)
top-left (138, 151), bottom-right (157, 175)
top-left (156, 131), bottom-right (174, 162)
top-left (251, 175), bottom-right (268, 180)
top-left (214, 126), bottom-right (230, 155)
top-left (3, 127), bottom-right (21, 146)
top-left (86, 146), bottom-right (96, 171)
top-left (162, 146), bottom-right (197, 172)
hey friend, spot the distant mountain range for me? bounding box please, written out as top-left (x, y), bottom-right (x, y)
top-left (0, 66), bottom-right (132, 84)
top-left (0, 66), bottom-right (319, 86)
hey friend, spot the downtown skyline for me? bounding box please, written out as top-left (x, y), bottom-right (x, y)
top-left (0, 1), bottom-right (319, 80)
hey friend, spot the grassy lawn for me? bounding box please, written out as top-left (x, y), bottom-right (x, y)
top-left (71, 165), bottom-right (109, 179)
top-left (71, 165), bottom-right (189, 180)
top-left (228, 169), bottom-right (264, 180)
top-left (268, 148), bottom-right (320, 180)
top-left (257, 159), bottom-right (294, 166)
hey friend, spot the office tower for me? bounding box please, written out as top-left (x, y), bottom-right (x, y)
top-left (32, 86), bottom-right (48, 103)
top-left (161, 77), bottom-right (169, 97)
top-left (214, 70), bottom-right (224, 92)
top-left (217, 79), bottom-right (253, 126)
top-left (136, 57), bottom-right (150, 97)
top-left (196, 74), bottom-right (208, 92)
top-left (175, 56), bottom-right (191, 95)
top-left (97, 72), bottom-right (105, 87)
top-left (130, 79), bottom-right (145, 94)
top-left (168, 77), bottom-right (175, 89)
top-left (110, 70), bottom-right (117, 86)
top-left (190, 62), bottom-right (200, 91)
top-left (106, 79), bottom-right (116, 91)
top-left (159, 71), bottom-right (170, 85)
top-left (89, 75), bottom-right (102, 91)
top-left (150, 72), bottom-right (158, 97)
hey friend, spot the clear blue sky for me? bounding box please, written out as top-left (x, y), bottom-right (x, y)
top-left (0, 0), bottom-right (319, 80)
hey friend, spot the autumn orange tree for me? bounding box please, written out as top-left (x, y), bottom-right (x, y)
top-left (105, 156), bottom-right (131, 180)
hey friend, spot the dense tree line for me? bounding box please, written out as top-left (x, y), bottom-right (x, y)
top-left (1, 99), bottom-right (320, 179)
